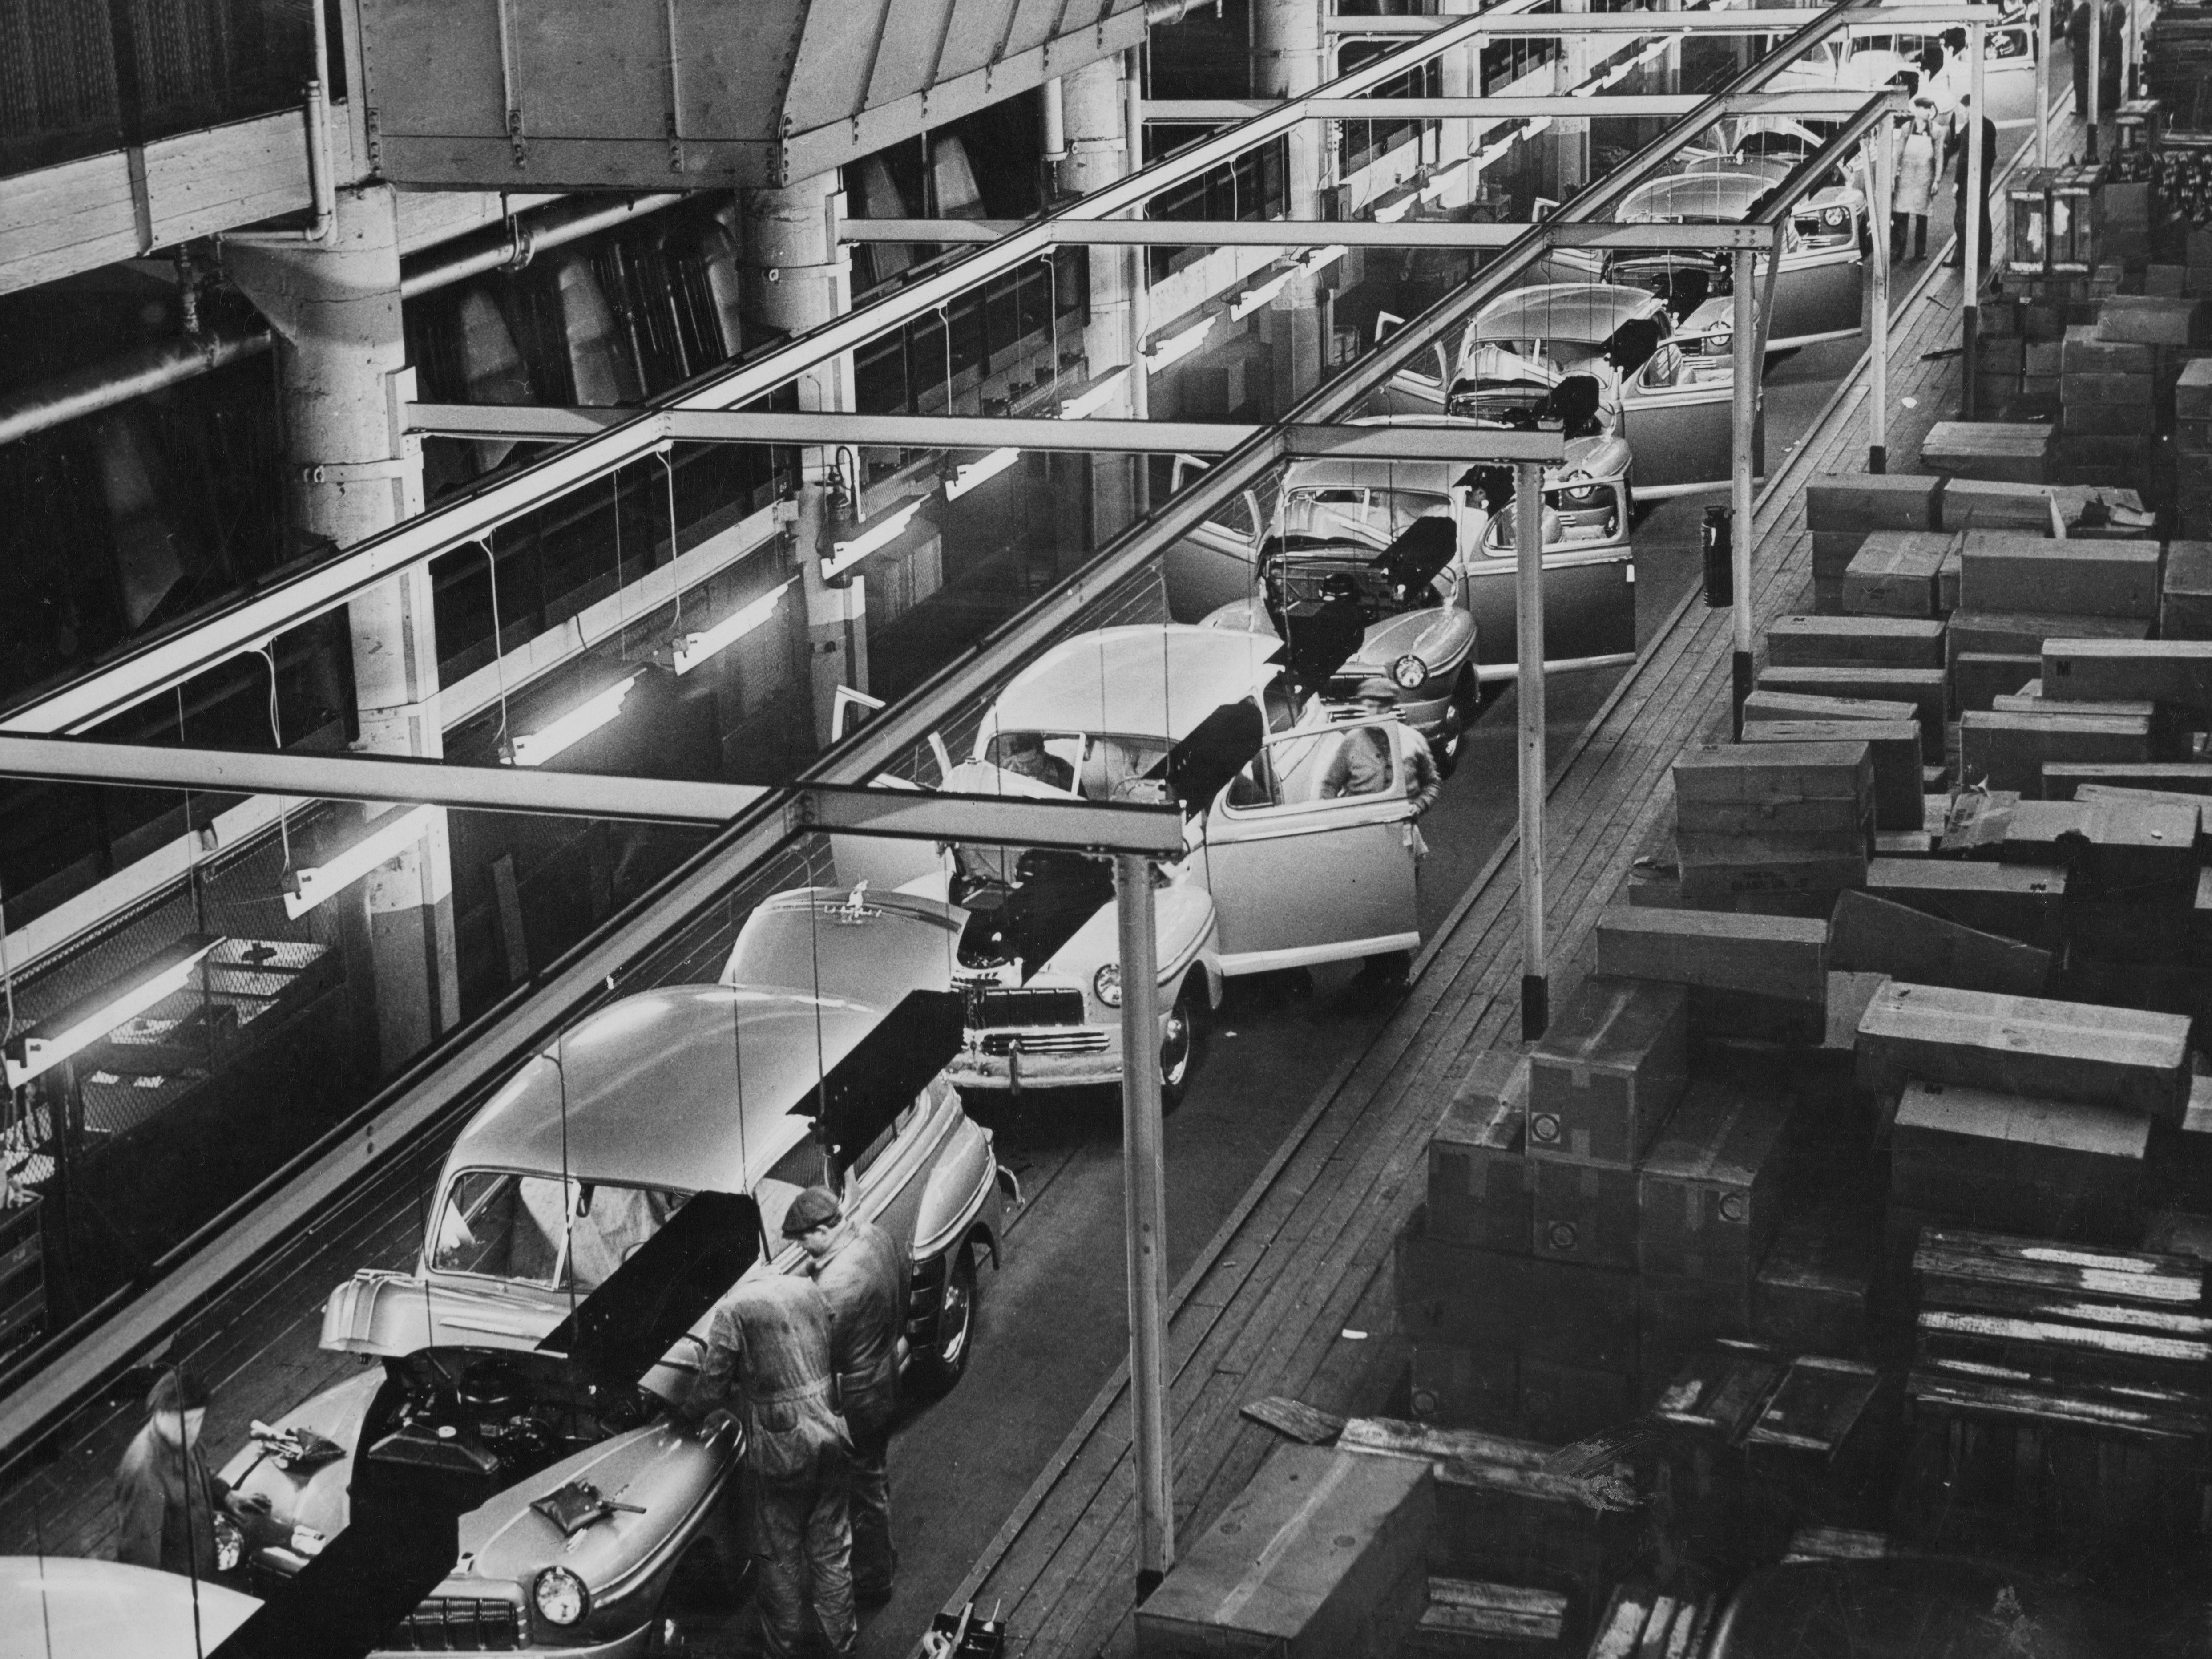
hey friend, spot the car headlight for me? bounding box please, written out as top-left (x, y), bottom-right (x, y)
top-left (1392, 654), bottom-right (1429, 690)
top-left (1094, 963), bottom-right (1123, 1008)
top-left (1822, 206), bottom-right (1849, 227)
top-left (535, 1566), bottom-right (590, 1628)
top-left (1706, 331), bottom-right (1732, 354)
top-left (214, 1514), bottom-right (242, 1574)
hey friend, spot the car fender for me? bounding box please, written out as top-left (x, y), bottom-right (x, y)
top-left (912, 1111), bottom-right (1003, 1269)
top-left (1357, 607), bottom-right (1475, 681)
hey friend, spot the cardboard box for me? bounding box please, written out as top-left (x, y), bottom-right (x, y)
top-left (2063, 324), bottom-right (2155, 375)
top-left (1939, 479), bottom-right (2059, 534)
top-left (2060, 400), bottom-right (2155, 437)
top-left (1397, 1224), bottom-right (1639, 1372)
top-left (1741, 690), bottom-right (1917, 725)
top-left (2041, 761), bottom-right (2212, 798)
top-left (1947, 610), bottom-right (2151, 663)
top-left (1518, 1358), bottom-right (1635, 1448)
top-left (1754, 1201), bottom-right (1874, 1357)
top-left (1593, 905), bottom-right (1826, 1004)
top-left (1958, 709), bottom-right (2153, 795)
top-left (1409, 1342), bottom-right (1519, 1430)
top-left (1638, 1078), bottom-right (1799, 1283)
top-left (1755, 668), bottom-right (1945, 746)
top-left (1827, 889), bottom-right (2051, 996)
top-left (1890, 1079), bottom-right (2148, 1241)
top-left (2176, 358), bottom-right (2212, 421)
top-left (1863, 858), bottom-right (2067, 944)
top-left (1956, 533), bottom-right (2161, 619)
top-left (1805, 472), bottom-right (1942, 533)
top-left (1766, 615), bottom-right (1946, 671)
top-left (1855, 981), bottom-right (2192, 1121)
top-left (1137, 1445), bottom-right (1433, 1659)
top-left (1840, 531), bottom-right (1956, 615)
top-left (2161, 541), bottom-right (2212, 639)
top-left (1952, 652), bottom-right (2042, 715)
top-left (1428, 1053), bottom-right (1534, 1255)
top-left (1742, 721), bottom-right (1921, 830)
top-left (1920, 422), bottom-right (2055, 485)
top-left (2095, 296), bottom-right (2206, 346)
top-left (2042, 639), bottom-right (2212, 709)
top-left (1526, 979), bottom-right (1689, 1167)
top-left (1532, 1157), bottom-right (1640, 1272)
top-left (1812, 531), bottom-right (1873, 580)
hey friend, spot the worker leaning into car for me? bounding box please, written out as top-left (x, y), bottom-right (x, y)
top-left (691, 1271), bottom-right (857, 1659)
top-left (787, 1186), bottom-right (911, 1605)
top-left (1322, 678), bottom-right (1442, 819)
top-left (114, 1368), bottom-right (269, 1578)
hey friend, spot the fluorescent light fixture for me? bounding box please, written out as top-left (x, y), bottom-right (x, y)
top-left (4, 935), bottom-right (225, 1089)
top-left (283, 804), bottom-right (443, 920)
top-left (945, 447), bottom-right (1021, 501)
top-left (1145, 314), bottom-right (1217, 372)
top-left (1059, 368), bottom-right (1130, 421)
top-left (673, 579), bottom-right (795, 676)
top-left (823, 498), bottom-right (924, 581)
top-left (508, 670), bottom-right (645, 767)
top-left (1373, 194), bottom-right (1415, 223)
top-left (1301, 244), bottom-right (1348, 277)
top-left (1231, 270), bottom-right (1296, 319)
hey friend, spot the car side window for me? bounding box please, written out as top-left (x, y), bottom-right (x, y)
top-left (849, 1097), bottom-right (922, 1183)
top-left (1226, 723), bottom-right (1398, 812)
top-left (1640, 344), bottom-right (1684, 389)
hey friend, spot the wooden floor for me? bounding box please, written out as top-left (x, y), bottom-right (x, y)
top-left (945, 119), bottom-right (2083, 1659)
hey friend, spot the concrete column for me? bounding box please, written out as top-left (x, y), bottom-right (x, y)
top-left (1439, 0), bottom-right (1482, 198)
top-left (742, 171), bottom-right (865, 748)
top-left (223, 185), bottom-right (457, 1070)
top-left (1060, 58), bottom-right (1146, 536)
top-left (1552, 0), bottom-right (1592, 200)
top-left (1254, 0), bottom-right (1328, 398)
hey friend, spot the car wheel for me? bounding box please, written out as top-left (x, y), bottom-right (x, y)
top-left (1159, 987), bottom-right (1204, 1113)
top-left (916, 1247), bottom-right (979, 1394)
top-left (1434, 670), bottom-right (1477, 779)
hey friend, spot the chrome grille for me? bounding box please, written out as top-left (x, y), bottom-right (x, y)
top-left (973, 987), bottom-right (1085, 1028)
top-left (388, 1598), bottom-right (522, 1651)
top-left (979, 1029), bottom-right (1109, 1056)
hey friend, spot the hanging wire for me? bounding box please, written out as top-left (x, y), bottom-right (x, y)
top-left (479, 539), bottom-right (512, 760)
top-left (611, 465), bottom-right (628, 656)
top-left (657, 449), bottom-right (684, 633)
top-left (179, 688), bottom-right (205, 935)
top-left (936, 301), bottom-right (954, 414)
top-left (173, 1361), bottom-right (204, 1659)
top-left (553, 1034), bottom-right (576, 1329)
top-left (255, 646), bottom-right (292, 878)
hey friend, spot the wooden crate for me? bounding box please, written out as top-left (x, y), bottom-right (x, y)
top-left (1404, 1577), bottom-right (1569, 1656)
top-left (1827, 889), bottom-right (2051, 997)
top-left (1526, 976), bottom-right (1689, 1167)
top-left (1136, 1445), bottom-right (1434, 1659)
top-left (1637, 1078), bottom-right (1799, 1283)
top-left (1428, 1052), bottom-right (1534, 1255)
top-left (1855, 981), bottom-right (2192, 1122)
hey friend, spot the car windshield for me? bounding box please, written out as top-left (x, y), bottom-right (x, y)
top-left (984, 730), bottom-right (1177, 802)
top-left (1264, 553), bottom-right (1441, 620)
top-left (1279, 485), bottom-right (1450, 552)
top-left (1446, 376), bottom-right (1558, 428)
top-left (432, 1170), bottom-right (692, 1291)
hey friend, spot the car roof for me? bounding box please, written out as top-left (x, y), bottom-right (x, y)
top-left (989, 624), bottom-right (1280, 741)
top-left (0, 1558), bottom-right (260, 1659)
top-left (449, 983), bottom-right (892, 1195)
top-left (1473, 283), bottom-right (1664, 342)
top-left (1621, 170), bottom-right (1768, 221)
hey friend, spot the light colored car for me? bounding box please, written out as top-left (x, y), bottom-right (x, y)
top-left (931, 624), bottom-right (1428, 1102)
top-left (1771, 4), bottom-right (2038, 129)
top-left (218, 888), bottom-right (1005, 1657)
top-left (1551, 171), bottom-right (1865, 352)
top-left (0, 1558), bottom-right (260, 1659)
top-left (1378, 284), bottom-right (1750, 501)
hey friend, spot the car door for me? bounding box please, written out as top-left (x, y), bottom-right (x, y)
top-left (1164, 456), bottom-right (1277, 621)
top-left (1771, 219), bottom-right (1866, 348)
top-left (1199, 718), bottom-right (1421, 973)
top-left (1619, 342), bottom-right (1738, 496)
top-left (1462, 525), bottom-right (1637, 675)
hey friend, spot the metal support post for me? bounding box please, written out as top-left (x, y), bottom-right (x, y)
top-left (1870, 117), bottom-right (1893, 473)
top-left (1125, 52), bottom-right (1152, 513)
top-left (2036, 0), bottom-right (2051, 166)
top-left (1731, 247), bottom-right (1757, 736)
top-left (1115, 851), bottom-right (1173, 1599)
top-left (1963, 22), bottom-right (1985, 417)
top-left (2088, 0), bottom-right (2102, 158)
top-left (1513, 461), bottom-right (1547, 1040)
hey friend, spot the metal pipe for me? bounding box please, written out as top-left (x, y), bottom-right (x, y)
top-left (1125, 51), bottom-right (1151, 509)
top-left (1870, 115), bottom-right (1893, 473)
top-left (1514, 460), bottom-right (1547, 1040)
top-left (2088, 0), bottom-right (2102, 157)
top-left (2037, 0), bottom-right (2051, 166)
top-left (1043, 75), bottom-right (1068, 162)
top-left (1964, 21), bottom-right (1985, 416)
top-left (1732, 246), bottom-right (1756, 734)
top-left (1115, 850), bottom-right (1172, 1597)
top-left (220, 0), bottom-right (335, 246)
top-left (1139, 91), bottom-right (1883, 121)
top-left (838, 217), bottom-right (1778, 247)
top-left (0, 324), bottom-right (274, 447)
top-left (1326, 3), bottom-right (1997, 30)
top-left (400, 193), bottom-right (691, 298)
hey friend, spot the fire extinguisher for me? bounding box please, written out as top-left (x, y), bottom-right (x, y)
top-left (1701, 504), bottom-right (1733, 608)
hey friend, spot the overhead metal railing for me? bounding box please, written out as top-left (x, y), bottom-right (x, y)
top-left (1325, 3), bottom-right (2005, 28)
top-left (1138, 91), bottom-right (1889, 121)
top-left (833, 219), bottom-right (1785, 248)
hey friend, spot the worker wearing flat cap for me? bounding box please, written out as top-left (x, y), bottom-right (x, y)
top-left (691, 1257), bottom-right (855, 1657)
top-left (1321, 679), bottom-right (1442, 818)
top-left (785, 1185), bottom-right (912, 1604)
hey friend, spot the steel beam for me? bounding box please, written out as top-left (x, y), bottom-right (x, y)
top-left (1140, 91), bottom-right (1894, 121)
top-left (834, 218), bottom-right (1780, 248)
top-left (403, 403), bottom-right (1565, 462)
top-left (797, 784), bottom-right (1185, 855)
top-left (1327, 4), bottom-right (2022, 31)
top-left (1115, 851), bottom-right (1171, 1593)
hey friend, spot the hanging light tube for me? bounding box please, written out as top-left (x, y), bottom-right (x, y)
top-left (1145, 314), bottom-right (1217, 371)
top-left (508, 670), bottom-right (646, 767)
top-left (673, 579), bottom-right (795, 675)
top-left (1300, 244), bottom-right (1349, 277)
top-left (1060, 368), bottom-right (1131, 420)
top-left (282, 804), bottom-right (443, 920)
top-left (1231, 269), bottom-right (1296, 319)
top-left (945, 447), bottom-right (1022, 501)
top-left (3, 934), bottom-right (225, 1089)
top-left (822, 498), bottom-right (925, 582)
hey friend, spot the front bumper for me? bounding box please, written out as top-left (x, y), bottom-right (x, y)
top-left (948, 1027), bottom-right (1124, 1093)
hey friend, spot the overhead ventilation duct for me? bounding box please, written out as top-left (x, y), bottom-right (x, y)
top-left (931, 136), bottom-right (989, 220)
top-left (454, 290), bottom-right (534, 472)
top-left (351, 0), bottom-right (1146, 189)
top-left (552, 256), bottom-right (644, 407)
top-left (852, 155), bottom-right (916, 291)
top-left (94, 413), bottom-right (194, 630)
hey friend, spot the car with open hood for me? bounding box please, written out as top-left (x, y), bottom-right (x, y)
top-left (1772, 2), bottom-right (2038, 126)
top-left (215, 888), bottom-right (1004, 1657)
top-left (1372, 283), bottom-right (1752, 502)
top-left (1546, 170), bottom-right (1864, 352)
top-left (919, 625), bottom-right (1428, 1104)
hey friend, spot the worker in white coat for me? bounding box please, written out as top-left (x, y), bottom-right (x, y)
top-left (1891, 104), bottom-right (1940, 264)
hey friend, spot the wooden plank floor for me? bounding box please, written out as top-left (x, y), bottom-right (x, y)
top-left (951, 116), bottom-right (2082, 1659)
